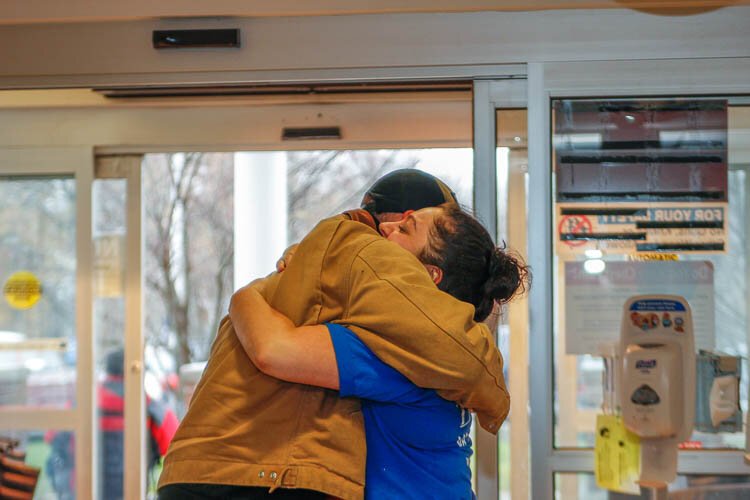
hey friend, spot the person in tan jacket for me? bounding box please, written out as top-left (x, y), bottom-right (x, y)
top-left (227, 203), bottom-right (529, 499)
top-left (158, 170), bottom-right (512, 499)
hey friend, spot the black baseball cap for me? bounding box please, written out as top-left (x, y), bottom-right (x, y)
top-left (361, 169), bottom-right (458, 214)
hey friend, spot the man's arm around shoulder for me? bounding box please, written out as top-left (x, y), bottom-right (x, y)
top-left (339, 237), bottom-right (510, 433)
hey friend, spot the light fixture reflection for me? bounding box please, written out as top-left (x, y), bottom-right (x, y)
top-left (24, 357), bottom-right (46, 372)
top-left (584, 259), bottom-right (606, 274)
top-left (584, 249), bottom-right (603, 259)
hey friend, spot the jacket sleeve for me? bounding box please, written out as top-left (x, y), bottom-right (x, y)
top-left (336, 236), bottom-right (510, 434)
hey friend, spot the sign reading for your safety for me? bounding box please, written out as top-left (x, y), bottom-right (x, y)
top-left (3, 271), bottom-right (43, 310)
top-left (557, 203), bottom-right (727, 256)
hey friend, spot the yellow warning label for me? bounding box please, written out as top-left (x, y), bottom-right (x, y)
top-left (3, 271), bottom-right (42, 309)
top-left (595, 414), bottom-right (640, 494)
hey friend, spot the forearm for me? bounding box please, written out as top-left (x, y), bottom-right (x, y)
top-left (229, 286), bottom-right (290, 369)
top-left (343, 247), bottom-right (510, 432)
top-left (229, 286), bottom-right (339, 389)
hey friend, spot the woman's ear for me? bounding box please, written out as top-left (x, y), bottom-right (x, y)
top-left (424, 264), bottom-right (443, 285)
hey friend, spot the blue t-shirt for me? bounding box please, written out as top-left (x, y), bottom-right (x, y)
top-left (327, 323), bottom-right (474, 500)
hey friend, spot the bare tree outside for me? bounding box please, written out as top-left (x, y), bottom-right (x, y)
top-left (140, 148), bottom-right (472, 377)
top-left (286, 150), bottom-right (419, 242)
top-left (143, 153), bottom-right (234, 369)
top-left (141, 149), bottom-right (462, 375)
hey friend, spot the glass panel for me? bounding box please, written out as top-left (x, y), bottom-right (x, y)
top-left (284, 149), bottom-right (473, 243)
top-left (93, 178), bottom-right (128, 499)
top-left (1, 429), bottom-right (76, 500)
top-left (671, 474), bottom-right (750, 498)
top-left (554, 473), bottom-right (607, 500)
top-left (496, 108), bottom-right (529, 500)
top-left (555, 473), bottom-right (750, 499)
top-left (551, 100), bottom-right (749, 452)
top-left (94, 174), bottom-right (180, 498)
top-left (0, 176), bottom-right (76, 410)
top-left (142, 149), bottom-right (474, 382)
top-left (142, 153), bottom-right (235, 415)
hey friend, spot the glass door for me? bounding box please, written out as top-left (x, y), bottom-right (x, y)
top-left (550, 98), bottom-right (750, 499)
top-left (473, 78), bottom-right (529, 500)
top-left (527, 60), bottom-right (750, 499)
top-left (92, 155), bottom-right (147, 500)
top-left (0, 148), bottom-right (94, 499)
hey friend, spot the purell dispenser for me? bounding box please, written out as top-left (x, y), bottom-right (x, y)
top-left (618, 295), bottom-right (695, 485)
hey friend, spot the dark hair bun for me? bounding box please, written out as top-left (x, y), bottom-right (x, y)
top-left (476, 248), bottom-right (530, 321)
top-left (489, 248), bottom-right (530, 303)
top-left (421, 204), bottom-right (531, 322)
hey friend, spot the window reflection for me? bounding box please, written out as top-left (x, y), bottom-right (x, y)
top-left (552, 102), bottom-right (750, 450)
top-left (0, 177), bottom-right (77, 411)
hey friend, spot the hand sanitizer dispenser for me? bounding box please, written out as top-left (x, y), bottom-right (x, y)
top-left (618, 295), bottom-right (695, 485)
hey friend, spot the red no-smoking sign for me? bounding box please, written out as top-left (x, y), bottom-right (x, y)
top-left (558, 215), bottom-right (592, 247)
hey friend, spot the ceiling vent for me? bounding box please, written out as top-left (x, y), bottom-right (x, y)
top-left (281, 126), bottom-right (342, 141)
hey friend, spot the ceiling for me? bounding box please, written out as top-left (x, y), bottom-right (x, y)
top-left (0, 0), bottom-right (744, 26)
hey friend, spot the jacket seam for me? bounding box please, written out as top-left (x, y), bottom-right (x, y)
top-left (288, 217), bottom-right (355, 466)
top-left (339, 225), bottom-right (381, 320)
top-left (350, 253), bottom-right (503, 389)
top-left (313, 223), bottom-right (339, 324)
top-left (342, 241), bottom-right (370, 320)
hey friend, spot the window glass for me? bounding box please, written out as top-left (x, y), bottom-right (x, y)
top-left (0, 429), bottom-right (76, 499)
top-left (142, 149), bottom-right (473, 375)
top-left (551, 100), bottom-right (749, 450)
top-left (496, 108), bottom-right (529, 499)
top-left (554, 473), bottom-right (607, 500)
top-left (0, 177), bottom-right (76, 410)
top-left (555, 473), bottom-right (750, 499)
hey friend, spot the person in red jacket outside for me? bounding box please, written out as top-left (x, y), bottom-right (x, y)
top-left (47, 348), bottom-right (179, 500)
top-left (99, 348), bottom-right (179, 498)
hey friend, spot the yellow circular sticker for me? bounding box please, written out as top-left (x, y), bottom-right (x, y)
top-left (3, 271), bottom-right (43, 309)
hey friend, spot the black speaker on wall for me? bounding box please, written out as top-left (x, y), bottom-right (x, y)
top-left (152, 29), bottom-right (240, 49)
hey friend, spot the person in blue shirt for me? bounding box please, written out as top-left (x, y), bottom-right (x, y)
top-left (327, 321), bottom-right (474, 499)
top-left (230, 203), bottom-right (530, 498)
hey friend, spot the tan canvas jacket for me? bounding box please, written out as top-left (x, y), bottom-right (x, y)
top-left (158, 215), bottom-right (509, 499)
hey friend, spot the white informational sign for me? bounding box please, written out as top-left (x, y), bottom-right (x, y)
top-left (564, 261), bottom-right (714, 355)
top-left (94, 234), bottom-right (125, 297)
top-left (556, 202), bottom-right (727, 256)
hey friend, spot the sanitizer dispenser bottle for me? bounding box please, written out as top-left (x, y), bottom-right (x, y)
top-left (618, 295), bottom-right (695, 485)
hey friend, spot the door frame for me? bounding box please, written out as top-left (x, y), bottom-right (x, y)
top-left (94, 156), bottom-right (146, 499)
top-left (0, 147), bottom-right (95, 499)
top-left (473, 78), bottom-right (529, 499)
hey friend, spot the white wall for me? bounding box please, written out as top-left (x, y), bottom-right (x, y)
top-left (2, 1), bottom-right (730, 25)
top-left (0, 8), bottom-right (749, 88)
top-left (234, 152), bottom-right (288, 288)
top-left (0, 100), bottom-right (472, 150)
